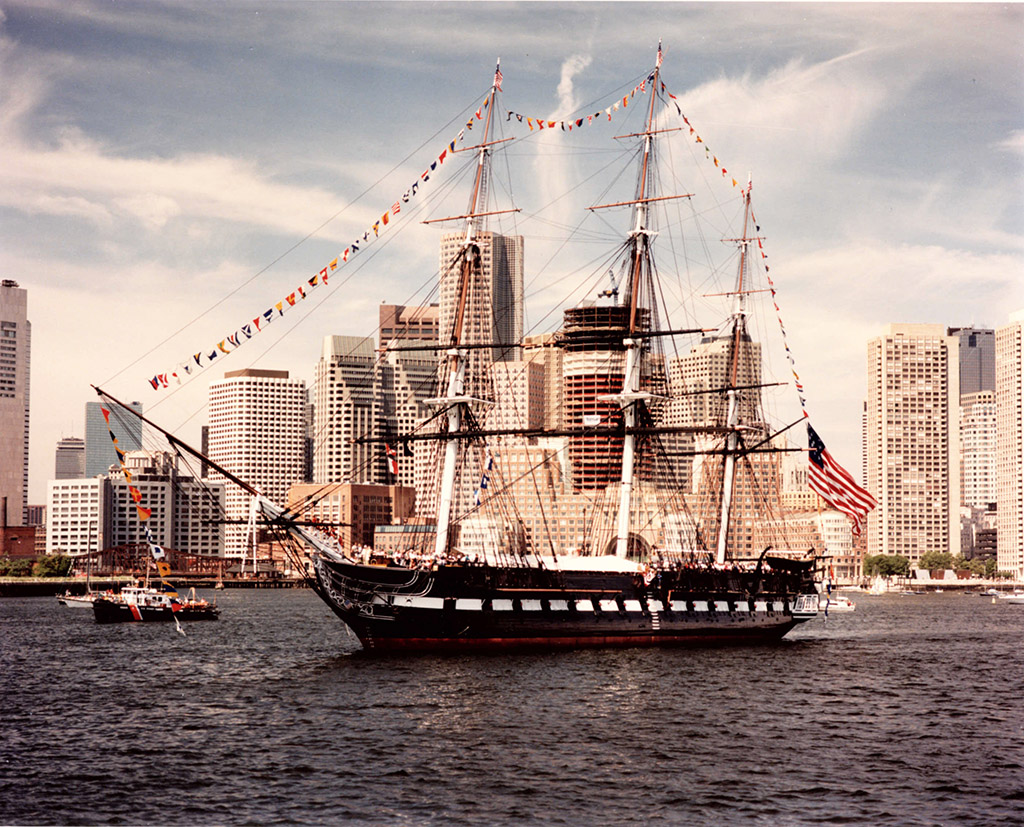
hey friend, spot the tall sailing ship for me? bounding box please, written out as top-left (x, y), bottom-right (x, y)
top-left (98, 48), bottom-right (831, 651)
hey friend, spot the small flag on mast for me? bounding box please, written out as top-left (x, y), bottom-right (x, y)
top-left (656, 40), bottom-right (663, 68)
top-left (807, 424), bottom-right (877, 535)
top-left (493, 59), bottom-right (502, 91)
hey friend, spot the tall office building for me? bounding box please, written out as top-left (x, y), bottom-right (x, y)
top-left (866, 324), bottom-right (960, 565)
top-left (995, 312), bottom-right (1023, 578)
top-left (85, 400), bottom-right (142, 478)
top-left (0, 279), bottom-right (30, 526)
top-left (378, 303), bottom-right (440, 347)
top-left (561, 305), bottom-right (630, 490)
top-left (55, 437), bottom-right (86, 480)
top-left (948, 327), bottom-right (995, 394)
top-left (208, 369), bottom-right (307, 559)
top-left (438, 231), bottom-right (524, 399)
top-left (313, 337), bottom-right (382, 484)
top-left (429, 231), bottom-right (523, 516)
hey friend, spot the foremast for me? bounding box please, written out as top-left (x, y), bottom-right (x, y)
top-left (432, 62), bottom-right (502, 559)
top-left (608, 46), bottom-right (663, 559)
top-left (714, 179), bottom-right (755, 564)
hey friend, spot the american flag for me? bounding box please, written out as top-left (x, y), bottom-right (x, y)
top-left (494, 60), bottom-right (502, 91)
top-left (807, 423), bottom-right (877, 535)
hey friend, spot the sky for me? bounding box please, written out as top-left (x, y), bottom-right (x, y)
top-left (1, 0), bottom-right (1022, 503)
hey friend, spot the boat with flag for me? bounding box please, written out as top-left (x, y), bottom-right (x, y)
top-left (84, 407), bottom-right (219, 625)
top-left (95, 46), bottom-right (877, 651)
top-left (92, 583), bottom-right (219, 624)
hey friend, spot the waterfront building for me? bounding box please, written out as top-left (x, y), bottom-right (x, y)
top-left (995, 312), bottom-right (1024, 578)
top-left (286, 482), bottom-right (415, 550)
top-left (865, 324), bottom-right (960, 565)
top-left (208, 369), bottom-right (307, 559)
top-left (25, 504), bottom-right (45, 526)
top-left (0, 279), bottom-right (30, 526)
top-left (780, 450), bottom-right (819, 512)
top-left (55, 437), bottom-right (86, 480)
top-left (46, 451), bottom-right (224, 557)
top-left (85, 400), bottom-right (142, 479)
top-left (373, 521), bottom-right (436, 557)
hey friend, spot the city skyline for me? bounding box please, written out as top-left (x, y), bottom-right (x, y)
top-left (0, 2), bottom-right (1021, 501)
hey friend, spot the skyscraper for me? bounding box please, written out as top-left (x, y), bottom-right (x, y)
top-left (313, 336), bottom-right (381, 484)
top-left (208, 369), bottom-right (307, 558)
top-left (948, 327), bottom-right (995, 394)
top-left (438, 230), bottom-right (523, 397)
top-left (866, 324), bottom-right (960, 565)
top-left (0, 279), bottom-right (30, 526)
top-left (995, 312), bottom-right (1023, 578)
top-left (432, 230), bottom-right (524, 516)
top-left (55, 437), bottom-right (86, 480)
top-left (85, 400), bottom-right (142, 478)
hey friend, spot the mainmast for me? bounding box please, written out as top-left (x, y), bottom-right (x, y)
top-left (432, 62), bottom-right (502, 558)
top-left (714, 179), bottom-right (754, 564)
top-left (609, 45), bottom-right (662, 559)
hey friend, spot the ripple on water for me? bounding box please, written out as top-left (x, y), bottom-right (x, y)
top-left (3, 591), bottom-right (1024, 825)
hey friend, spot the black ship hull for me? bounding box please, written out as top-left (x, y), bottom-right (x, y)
top-left (312, 556), bottom-right (819, 652)
top-left (92, 598), bottom-right (219, 624)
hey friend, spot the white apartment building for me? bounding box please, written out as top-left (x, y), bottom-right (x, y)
top-left (208, 369), bottom-right (307, 558)
top-left (995, 312), bottom-right (1023, 578)
top-left (47, 478), bottom-right (102, 556)
top-left (667, 333), bottom-right (763, 498)
top-left (866, 324), bottom-right (960, 565)
top-left (961, 390), bottom-right (997, 507)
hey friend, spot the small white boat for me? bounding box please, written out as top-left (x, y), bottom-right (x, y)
top-left (57, 590), bottom-right (100, 609)
top-left (997, 591), bottom-right (1024, 604)
top-left (820, 594), bottom-right (855, 612)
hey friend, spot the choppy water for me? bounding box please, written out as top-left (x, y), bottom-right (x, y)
top-left (2, 589), bottom-right (1023, 825)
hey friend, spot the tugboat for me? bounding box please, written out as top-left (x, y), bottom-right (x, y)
top-left (92, 583), bottom-right (219, 624)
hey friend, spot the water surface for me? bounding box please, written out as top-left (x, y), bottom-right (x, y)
top-left (2, 590), bottom-right (1022, 825)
